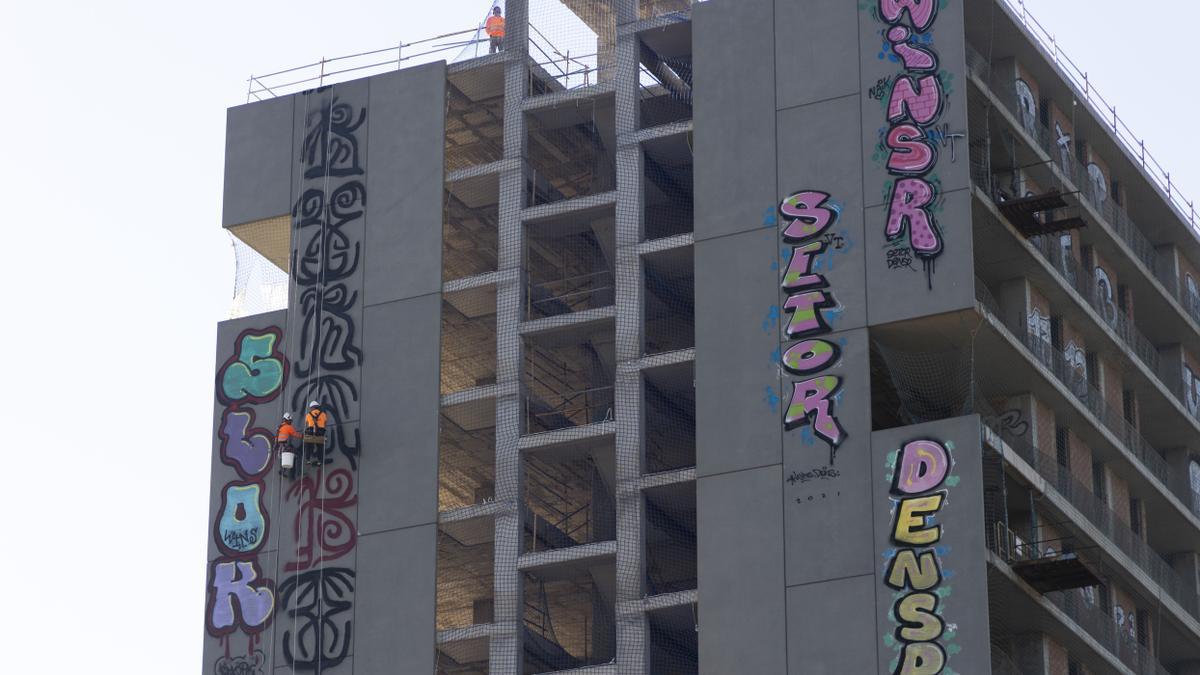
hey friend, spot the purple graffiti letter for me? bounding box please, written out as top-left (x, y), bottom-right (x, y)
top-left (782, 339), bottom-right (840, 376)
top-left (886, 123), bottom-right (936, 175)
top-left (208, 560), bottom-right (274, 633)
top-left (887, 25), bottom-right (938, 71)
top-left (784, 376), bottom-right (846, 451)
top-left (783, 290), bottom-right (835, 337)
top-left (220, 408), bottom-right (273, 478)
top-left (781, 241), bottom-right (829, 291)
top-left (885, 178), bottom-right (941, 257)
top-left (887, 75), bottom-right (943, 126)
top-left (780, 191), bottom-right (837, 242)
top-left (878, 0), bottom-right (936, 32)
top-left (892, 440), bottom-right (950, 494)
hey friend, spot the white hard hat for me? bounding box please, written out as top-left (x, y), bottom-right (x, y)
top-left (283, 412), bottom-right (293, 421)
top-left (309, 400), bottom-right (320, 408)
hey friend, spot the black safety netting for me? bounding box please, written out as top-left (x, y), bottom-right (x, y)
top-left (641, 132), bottom-right (694, 240)
top-left (437, 636), bottom-right (490, 675)
top-left (228, 218), bottom-right (291, 318)
top-left (525, 207), bottom-right (615, 320)
top-left (524, 442), bottom-right (615, 552)
top-left (523, 563), bottom-right (616, 673)
top-left (644, 481), bottom-right (696, 595)
top-left (447, 65), bottom-right (507, 174)
top-left (442, 288), bottom-right (499, 395)
top-left (643, 362), bottom-right (695, 473)
top-left (439, 398), bottom-right (498, 513)
top-left (647, 603), bottom-right (699, 675)
top-left (444, 173), bottom-right (501, 283)
top-left (437, 518), bottom-right (497, 631)
top-left (523, 324), bottom-right (616, 433)
top-left (525, 98), bottom-right (617, 206)
top-left (643, 247), bottom-right (694, 355)
top-left (636, 20), bottom-right (693, 130)
top-left (528, 0), bottom-right (615, 94)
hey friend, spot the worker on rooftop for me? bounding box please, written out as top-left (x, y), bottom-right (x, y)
top-left (276, 412), bottom-right (302, 479)
top-left (486, 6), bottom-right (505, 54)
top-left (304, 401), bottom-right (329, 468)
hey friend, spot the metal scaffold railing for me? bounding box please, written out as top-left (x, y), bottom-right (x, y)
top-left (1000, 0), bottom-right (1196, 230)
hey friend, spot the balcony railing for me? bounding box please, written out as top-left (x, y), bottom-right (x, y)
top-left (972, 282), bottom-right (1200, 519)
top-left (987, 426), bottom-right (1198, 621)
top-left (966, 44), bottom-right (1200, 333)
top-left (992, 0), bottom-right (1195, 231)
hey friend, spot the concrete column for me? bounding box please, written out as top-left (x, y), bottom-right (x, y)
top-left (490, 2), bottom-right (530, 672)
top-left (1008, 633), bottom-right (1049, 674)
top-left (613, 2), bottom-right (648, 671)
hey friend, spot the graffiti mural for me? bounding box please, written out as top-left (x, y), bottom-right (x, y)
top-left (207, 326), bottom-right (285, 653)
top-left (779, 190), bottom-right (848, 464)
top-left (276, 87), bottom-right (367, 672)
top-left (883, 438), bottom-right (958, 674)
top-left (875, 0), bottom-right (950, 288)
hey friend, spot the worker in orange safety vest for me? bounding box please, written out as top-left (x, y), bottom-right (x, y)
top-left (276, 412), bottom-right (302, 479)
top-left (486, 6), bottom-right (505, 54)
top-left (304, 401), bottom-right (329, 468)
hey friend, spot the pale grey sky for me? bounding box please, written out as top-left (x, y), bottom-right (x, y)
top-left (1, 0), bottom-right (1195, 672)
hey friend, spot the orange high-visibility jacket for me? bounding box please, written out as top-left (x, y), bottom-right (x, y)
top-left (486, 15), bottom-right (505, 37)
top-left (305, 409), bottom-right (328, 431)
top-left (277, 422), bottom-right (302, 442)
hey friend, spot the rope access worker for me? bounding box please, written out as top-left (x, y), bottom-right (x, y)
top-left (276, 412), bottom-right (302, 479)
top-left (303, 401), bottom-right (329, 468)
top-left (486, 6), bottom-right (505, 54)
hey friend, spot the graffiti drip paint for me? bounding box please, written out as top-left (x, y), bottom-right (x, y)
top-left (207, 327), bottom-right (286, 646)
top-left (885, 439), bottom-right (954, 674)
top-left (779, 190), bottom-right (847, 463)
top-left (878, 0), bottom-right (947, 288)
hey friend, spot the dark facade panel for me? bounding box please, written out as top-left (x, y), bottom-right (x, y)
top-left (353, 524), bottom-right (438, 674)
top-left (364, 62), bottom-right (447, 307)
top-left (223, 95), bottom-right (295, 227)
top-left (693, 0), bottom-right (777, 241)
top-left (774, 0), bottom-right (862, 110)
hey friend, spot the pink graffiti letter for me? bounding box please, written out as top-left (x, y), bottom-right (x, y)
top-left (780, 191), bottom-right (837, 242)
top-left (783, 290), bottom-right (834, 338)
top-left (781, 241), bottom-right (828, 291)
top-left (892, 440), bottom-right (950, 494)
top-left (208, 560), bottom-right (274, 634)
top-left (886, 123), bottom-right (936, 175)
top-left (782, 339), bottom-right (840, 376)
top-left (879, 0), bottom-right (937, 32)
top-left (784, 375), bottom-right (846, 450)
top-left (887, 25), bottom-right (937, 71)
top-left (885, 178), bottom-right (941, 257)
top-left (887, 75), bottom-right (943, 126)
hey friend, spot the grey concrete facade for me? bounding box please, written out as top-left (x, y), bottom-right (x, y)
top-left (210, 1), bottom-right (1200, 673)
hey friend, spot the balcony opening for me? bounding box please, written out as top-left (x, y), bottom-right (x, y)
top-left (525, 97), bottom-right (617, 206)
top-left (644, 362), bottom-right (695, 473)
top-left (524, 205), bottom-right (615, 320)
top-left (522, 561), bottom-right (616, 673)
top-left (444, 173), bottom-right (500, 282)
top-left (437, 516), bottom-right (496, 631)
top-left (227, 215), bottom-right (291, 318)
top-left (446, 64), bottom-right (505, 173)
top-left (442, 286), bottom-right (498, 395)
top-left (437, 635), bottom-right (489, 675)
top-left (644, 245), bottom-right (694, 354)
top-left (523, 322), bottom-right (616, 433)
top-left (528, 0), bottom-right (616, 94)
top-left (645, 481), bottom-right (697, 595)
top-left (637, 21), bottom-right (693, 129)
top-left (642, 132), bottom-right (694, 240)
top-left (439, 398), bottom-right (497, 512)
top-left (648, 603), bottom-right (699, 675)
top-left (523, 437), bottom-right (615, 552)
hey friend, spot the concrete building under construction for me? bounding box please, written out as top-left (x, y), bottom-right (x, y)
top-left (204, 1), bottom-right (1200, 673)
